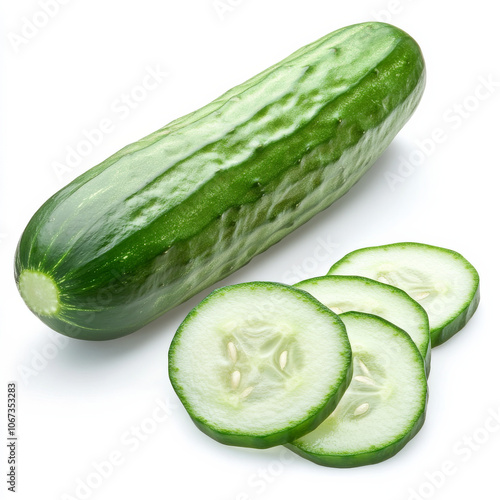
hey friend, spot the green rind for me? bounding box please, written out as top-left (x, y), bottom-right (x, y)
top-left (15, 22), bottom-right (425, 339)
top-left (294, 275), bottom-right (431, 375)
top-left (168, 281), bottom-right (353, 448)
top-left (431, 285), bottom-right (480, 347)
top-left (286, 311), bottom-right (428, 467)
top-left (328, 242), bottom-right (480, 347)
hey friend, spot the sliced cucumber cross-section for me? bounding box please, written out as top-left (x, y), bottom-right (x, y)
top-left (328, 242), bottom-right (480, 346)
top-left (295, 275), bottom-right (431, 375)
top-left (287, 312), bottom-right (428, 467)
top-left (18, 270), bottom-right (60, 316)
top-left (168, 282), bottom-right (353, 448)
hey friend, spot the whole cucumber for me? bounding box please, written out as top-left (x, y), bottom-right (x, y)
top-left (15, 22), bottom-right (425, 339)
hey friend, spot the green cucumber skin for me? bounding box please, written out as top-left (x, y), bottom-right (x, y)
top-left (432, 286), bottom-right (480, 347)
top-left (15, 22), bottom-right (425, 340)
top-left (168, 282), bottom-right (354, 449)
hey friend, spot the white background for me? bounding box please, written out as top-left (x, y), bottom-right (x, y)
top-left (1, 0), bottom-right (499, 499)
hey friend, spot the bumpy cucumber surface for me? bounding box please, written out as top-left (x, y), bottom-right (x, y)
top-left (15, 22), bottom-right (425, 339)
top-left (294, 275), bottom-right (431, 375)
top-left (328, 242), bottom-right (479, 346)
top-left (287, 312), bottom-right (427, 467)
top-left (168, 282), bottom-right (352, 448)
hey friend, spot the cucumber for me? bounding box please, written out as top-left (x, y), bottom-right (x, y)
top-left (287, 312), bottom-right (427, 467)
top-left (15, 22), bottom-right (425, 339)
top-left (294, 275), bottom-right (431, 374)
top-left (328, 243), bottom-right (480, 346)
top-left (168, 282), bottom-right (353, 448)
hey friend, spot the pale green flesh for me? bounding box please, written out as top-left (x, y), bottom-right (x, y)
top-left (295, 275), bottom-right (430, 374)
top-left (290, 312), bottom-right (427, 461)
top-left (18, 270), bottom-right (60, 316)
top-left (328, 243), bottom-right (479, 343)
top-left (169, 283), bottom-right (351, 441)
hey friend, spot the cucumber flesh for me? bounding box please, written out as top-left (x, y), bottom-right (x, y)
top-left (287, 312), bottom-right (427, 467)
top-left (18, 270), bottom-right (60, 316)
top-left (294, 275), bottom-right (430, 375)
top-left (328, 242), bottom-right (480, 346)
top-left (168, 282), bottom-right (352, 448)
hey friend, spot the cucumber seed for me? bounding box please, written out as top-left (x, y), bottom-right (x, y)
top-left (240, 386), bottom-right (254, 398)
top-left (231, 370), bottom-right (241, 389)
top-left (353, 403), bottom-right (370, 416)
top-left (279, 350), bottom-right (288, 370)
top-left (227, 341), bottom-right (237, 363)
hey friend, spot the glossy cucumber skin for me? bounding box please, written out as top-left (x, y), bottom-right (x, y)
top-left (15, 22), bottom-right (425, 339)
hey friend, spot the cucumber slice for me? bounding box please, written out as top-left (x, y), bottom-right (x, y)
top-left (328, 242), bottom-right (480, 346)
top-left (168, 282), bottom-right (353, 448)
top-left (287, 312), bottom-right (427, 467)
top-left (294, 275), bottom-right (431, 375)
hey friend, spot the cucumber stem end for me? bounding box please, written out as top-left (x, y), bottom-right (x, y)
top-left (18, 270), bottom-right (60, 317)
